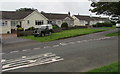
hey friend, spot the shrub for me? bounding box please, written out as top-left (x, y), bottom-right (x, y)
top-left (16, 25), bottom-right (21, 28)
top-left (96, 22), bottom-right (113, 27)
top-left (52, 25), bottom-right (59, 29)
top-left (111, 21), bottom-right (116, 25)
top-left (17, 30), bottom-right (34, 37)
top-left (61, 22), bottom-right (68, 28)
top-left (25, 27), bottom-right (35, 31)
top-left (17, 27), bottom-right (24, 31)
top-left (28, 27), bottom-right (35, 30)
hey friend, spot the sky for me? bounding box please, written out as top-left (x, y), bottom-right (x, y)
top-left (0, 0), bottom-right (111, 17)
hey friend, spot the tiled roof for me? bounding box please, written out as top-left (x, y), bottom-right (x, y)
top-left (0, 11), bottom-right (34, 20)
top-left (74, 15), bottom-right (109, 21)
top-left (41, 12), bottom-right (73, 20)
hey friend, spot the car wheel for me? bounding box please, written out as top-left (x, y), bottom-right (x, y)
top-left (34, 35), bottom-right (38, 37)
top-left (49, 32), bottom-right (52, 35)
top-left (41, 33), bottom-right (45, 37)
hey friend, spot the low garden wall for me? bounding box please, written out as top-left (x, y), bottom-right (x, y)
top-left (17, 30), bottom-right (34, 37)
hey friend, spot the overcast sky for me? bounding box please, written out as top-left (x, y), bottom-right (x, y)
top-left (0, 0), bottom-right (109, 17)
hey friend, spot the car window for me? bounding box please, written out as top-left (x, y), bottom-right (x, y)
top-left (117, 21), bottom-right (120, 23)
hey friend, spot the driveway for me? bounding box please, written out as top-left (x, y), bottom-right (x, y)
top-left (1, 34), bottom-right (33, 45)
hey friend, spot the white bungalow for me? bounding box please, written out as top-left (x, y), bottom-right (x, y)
top-left (0, 10), bottom-right (48, 34)
top-left (72, 15), bottom-right (109, 26)
top-left (0, 10), bottom-right (74, 34)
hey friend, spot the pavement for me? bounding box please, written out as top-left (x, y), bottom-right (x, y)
top-left (1, 28), bottom-right (119, 72)
top-left (1, 34), bottom-right (33, 45)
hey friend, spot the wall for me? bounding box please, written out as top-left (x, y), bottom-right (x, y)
top-left (22, 11), bottom-right (48, 30)
top-left (64, 17), bottom-right (74, 27)
top-left (72, 16), bottom-right (81, 26)
top-left (0, 20), bottom-right (11, 34)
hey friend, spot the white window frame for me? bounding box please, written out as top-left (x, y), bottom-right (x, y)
top-left (35, 20), bottom-right (44, 25)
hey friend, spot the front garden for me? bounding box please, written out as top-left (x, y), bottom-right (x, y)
top-left (22, 28), bottom-right (105, 42)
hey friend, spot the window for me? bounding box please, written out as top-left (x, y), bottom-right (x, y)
top-left (35, 20), bottom-right (44, 25)
top-left (5, 21), bottom-right (7, 25)
top-left (11, 21), bottom-right (18, 26)
top-left (27, 20), bottom-right (30, 24)
top-left (47, 20), bottom-right (52, 24)
top-left (0, 21), bottom-right (2, 26)
top-left (57, 20), bottom-right (61, 24)
top-left (80, 20), bottom-right (84, 24)
top-left (2, 21), bottom-right (7, 26)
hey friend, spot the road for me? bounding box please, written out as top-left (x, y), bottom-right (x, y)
top-left (1, 29), bottom-right (119, 72)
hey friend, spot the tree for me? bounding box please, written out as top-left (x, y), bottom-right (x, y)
top-left (90, 2), bottom-right (120, 16)
top-left (16, 8), bottom-right (36, 11)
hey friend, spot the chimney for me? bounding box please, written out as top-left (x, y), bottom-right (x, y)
top-left (68, 12), bottom-right (70, 16)
top-left (41, 11), bottom-right (45, 13)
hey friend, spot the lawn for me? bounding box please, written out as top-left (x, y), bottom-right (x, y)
top-left (22, 28), bottom-right (105, 42)
top-left (105, 31), bottom-right (120, 36)
top-left (88, 62), bottom-right (119, 72)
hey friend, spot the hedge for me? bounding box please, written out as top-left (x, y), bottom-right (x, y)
top-left (95, 22), bottom-right (113, 27)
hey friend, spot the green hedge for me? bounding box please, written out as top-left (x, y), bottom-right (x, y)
top-left (95, 22), bottom-right (113, 27)
top-left (25, 27), bottom-right (35, 31)
top-left (52, 25), bottom-right (59, 29)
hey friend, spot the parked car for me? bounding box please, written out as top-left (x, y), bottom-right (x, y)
top-left (116, 21), bottom-right (120, 28)
top-left (33, 24), bottom-right (53, 37)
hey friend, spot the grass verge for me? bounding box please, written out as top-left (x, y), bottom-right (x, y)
top-left (100, 25), bottom-right (116, 29)
top-left (105, 31), bottom-right (120, 36)
top-left (88, 62), bottom-right (119, 72)
top-left (22, 28), bottom-right (105, 42)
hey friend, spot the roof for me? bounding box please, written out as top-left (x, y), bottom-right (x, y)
top-left (41, 12), bottom-right (73, 20)
top-left (0, 11), bottom-right (34, 20)
top-left (74, 15), bottom-right (91, 21)
top-left (74, 15), bottom-right (109, 21)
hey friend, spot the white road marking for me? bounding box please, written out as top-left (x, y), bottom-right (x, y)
top-left (44, 46), bottom-right (50, 48)
top-left (22, 56), bottom-right (27, 58)
top-left (0, 53), bottom-right (5, 55)
top-left (33, 48), bottom-right (40, 50)
top-left (2, 52), bottom-right (64, 72)
top-left (10, 51), bottom-right (19, 53)
top-left (1, 59), bottom-right (6, 63)
top-left (22, 50), bottom-right (27, 52)
top-left (53, 45), bottom-right (59, 47)
top-left (60, 43), bottom-right (67, 45)
top-left (76, 41), bottom-right (82, 43)
top-left (22, 49), bottom-right (31, 52)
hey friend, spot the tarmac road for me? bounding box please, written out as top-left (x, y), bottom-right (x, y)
top-left (1, 28), bottom-right (119, 72)
top-left (2, 36), bottom-right (119, 72)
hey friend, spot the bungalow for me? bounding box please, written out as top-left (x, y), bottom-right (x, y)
top-left (0, 10), bottom-right (74, 34)
top-left (0, 10), bottom-right (48, 34)
top-left (72, 15), bottom-right (109, 26)
top-left (41, 12), bottom-right (74, 27)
